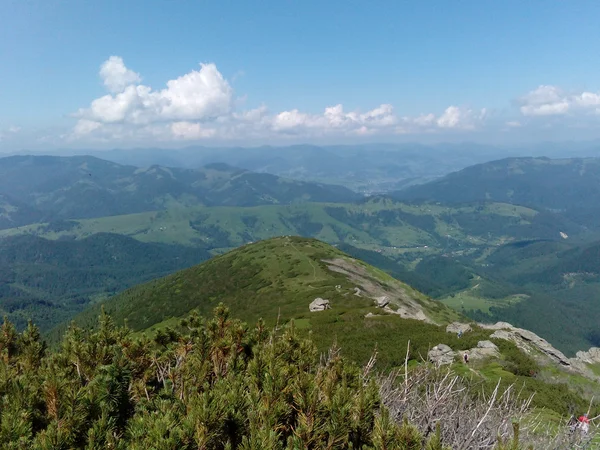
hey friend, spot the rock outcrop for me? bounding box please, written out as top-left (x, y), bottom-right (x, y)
top-left (309, 298), bottom-right (331, 312)
top-left (324, 258), bottom-right (435, 323)
top-left (428, 344), bottom-right (455, 366)
top-left (466, 340), bottom-right (500, 360)
top-left (481, 322), bottom-right (571, 367)
top-left (574, 347), bottom-right (600, 365)
top-left (477, 340), bottom-right (498, 350)
top-left (446, 322), bottom-right (472, 334)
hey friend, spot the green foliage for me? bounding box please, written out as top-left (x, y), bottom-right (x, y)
top-left (0, 305), bottom-right (437, 449)
top-left (0, 233), bottom-right (210, 333)
top-left (491, 339), bottom-right (540, 377)
top-left (494, 422), bottom-right (533, 450)
top-left (54, 237), bottom-right (461, 363)
top-left (0, 155), bottom-right (359, 226)
top-left (394, 156), bottom-right (600, 226)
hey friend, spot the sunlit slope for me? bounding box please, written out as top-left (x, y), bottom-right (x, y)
top-left (70, 236), bottom-right (458, 332)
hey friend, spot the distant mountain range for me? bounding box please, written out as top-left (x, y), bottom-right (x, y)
top-left (0, 155), bottom-right (360, 228)
top-left (12, 141), bottom-right (599, 193)
top-left (13, 143), bottom-right (527, 193)
top-left (392, 157), bottom-right (600, 216)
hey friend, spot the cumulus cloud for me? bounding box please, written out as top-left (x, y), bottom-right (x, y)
top-left (519, 85), bottom-right (600, 116)
top-left (77, 61), bottom-right (233, 127)
top-left (100, 56), bottom-right (142, 93)
top-left (71, 56), bottom-right (488, 142)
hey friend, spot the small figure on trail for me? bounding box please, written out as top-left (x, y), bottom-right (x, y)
top-left (463, 352), bottom-right (469, 364)
top-left (457, 330), bottom-right (463, 339)
top-left (578, 413), bottom-right (590, 435)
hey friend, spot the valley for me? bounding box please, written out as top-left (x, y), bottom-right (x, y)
top-left (2, 154), bottom-right (600, 356)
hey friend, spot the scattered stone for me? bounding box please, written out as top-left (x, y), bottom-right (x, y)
top-left (446, 322), bottom-right (472, 334)
top-left (428, 344), bottom-right (455, 366)
top-left (477, 340), bottom-right (498, 350)
top-left (464, 340), bottom-right (500, 361)
top-left (309, 298), bottom-right (331, 312)
top-left (375, 295), bottom-right (389, 308)
top-left (468, 347), bottom-right (499, 360)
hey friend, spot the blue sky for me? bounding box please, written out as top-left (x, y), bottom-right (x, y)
top-left (1, 0), bottom-right (600, 149)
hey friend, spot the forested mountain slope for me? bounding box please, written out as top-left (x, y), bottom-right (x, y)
top-left (0, 155), bottom-right (360, 227)
top-left (393, 157), bottom-right (600, 222)
top-left (0, 233), bottom-right (210, 331)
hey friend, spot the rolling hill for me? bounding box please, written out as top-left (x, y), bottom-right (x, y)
top-left (61, 236), bottom-right (461, 367)
top-left (69, 143), bottom-right (516, 193)
top-left (3, 195), bottom-right (599, 356)
top-left (54, 236), bottom-right (600, 427)
top-left (0, 155), bottom-right (360, 227)
top-left (0, 198), bottom-right (577, 252)
top-left (392, 157), bottom-right (600, 226)
top-left (0, 193), bottom-right (50, 229)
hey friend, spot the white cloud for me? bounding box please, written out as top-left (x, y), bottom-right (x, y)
top-left (100, 56), bottom-right (142, 93)
top-left (506, 121), bottom-right (522, 128)
top-left (171, 121), bottom-right (216, 139)
top-left (7, 125), bottom-right (21, 133)
top-left (519, 85), bottom-right (600, 116)
top-left (575, 92), bottom-right (600, 108)
top-left (73, 119), bottom-right (102, 137)
top-left (70, 56), bottom-right (488, 143)
top-left (76, 59), bottom-right (233, 129)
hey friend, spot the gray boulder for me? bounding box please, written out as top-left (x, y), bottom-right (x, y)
top-left (466, 341), bottom-right (500, 360)
top-left (446, 322), bottom-right (472, 334)
top-left (477, 340), bottom-right (499, 350)
top-left (309, 298), bottom-right (331, 312)
top-left (574, 347), bottom-right (600, 364)
top-left (428, 344), bottom-right (455, 366)
top-left (485, 322), bottom-right (571, 366)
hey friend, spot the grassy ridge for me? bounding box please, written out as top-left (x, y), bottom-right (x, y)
top-left (0, 199), bottom-right (546, 252)
top-left (54, 237), bottom-right (459, 365)
top-left (57, 236), bottom-right (600, 418)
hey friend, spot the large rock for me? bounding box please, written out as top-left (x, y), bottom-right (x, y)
top-left (483, 322), bottom-right (571, 367)
top-left (309, 298), bottom-right (331, 312)
top-left (477, 340), bottom-right (498, 350)
top-left (428, 344), bottom-right (455, 366)
top-left (446, 322), bottom-right (472, 334)
top-left (466, 340), bottom-right (500, 361)
top-left (375, 295), bottom-right (390, 308)
top-left (574, 347), bottom-right (600, 364)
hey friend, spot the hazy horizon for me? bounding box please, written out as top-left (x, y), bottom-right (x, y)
top-left (2, 1), bottom-right (600, 151)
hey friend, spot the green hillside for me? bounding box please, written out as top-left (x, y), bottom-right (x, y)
top-left (0, 233), bottom-right (210, 332)
top-left (61, 236), bottom-right (463, 368)
top-left (5, 197), bottom-right (597, 356)
top-left (0, 198), bottom-right (566, 253)
top-left (55, 237), bottom-right (600, 424)
top-left (0, 155), bottom-right (360, 227)
top-left (392, 156), bottom-right (600, 229)
top-left (0, 194), bottom-right (50, 229)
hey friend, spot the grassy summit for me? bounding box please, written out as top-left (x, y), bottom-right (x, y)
top-left (63, 236), bottom-right (461, 368)
top-left (57, 236), bottom-right (600, 420)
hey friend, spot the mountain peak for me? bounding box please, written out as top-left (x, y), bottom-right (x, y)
top-left (69, 236), bottom-right (460, 334)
